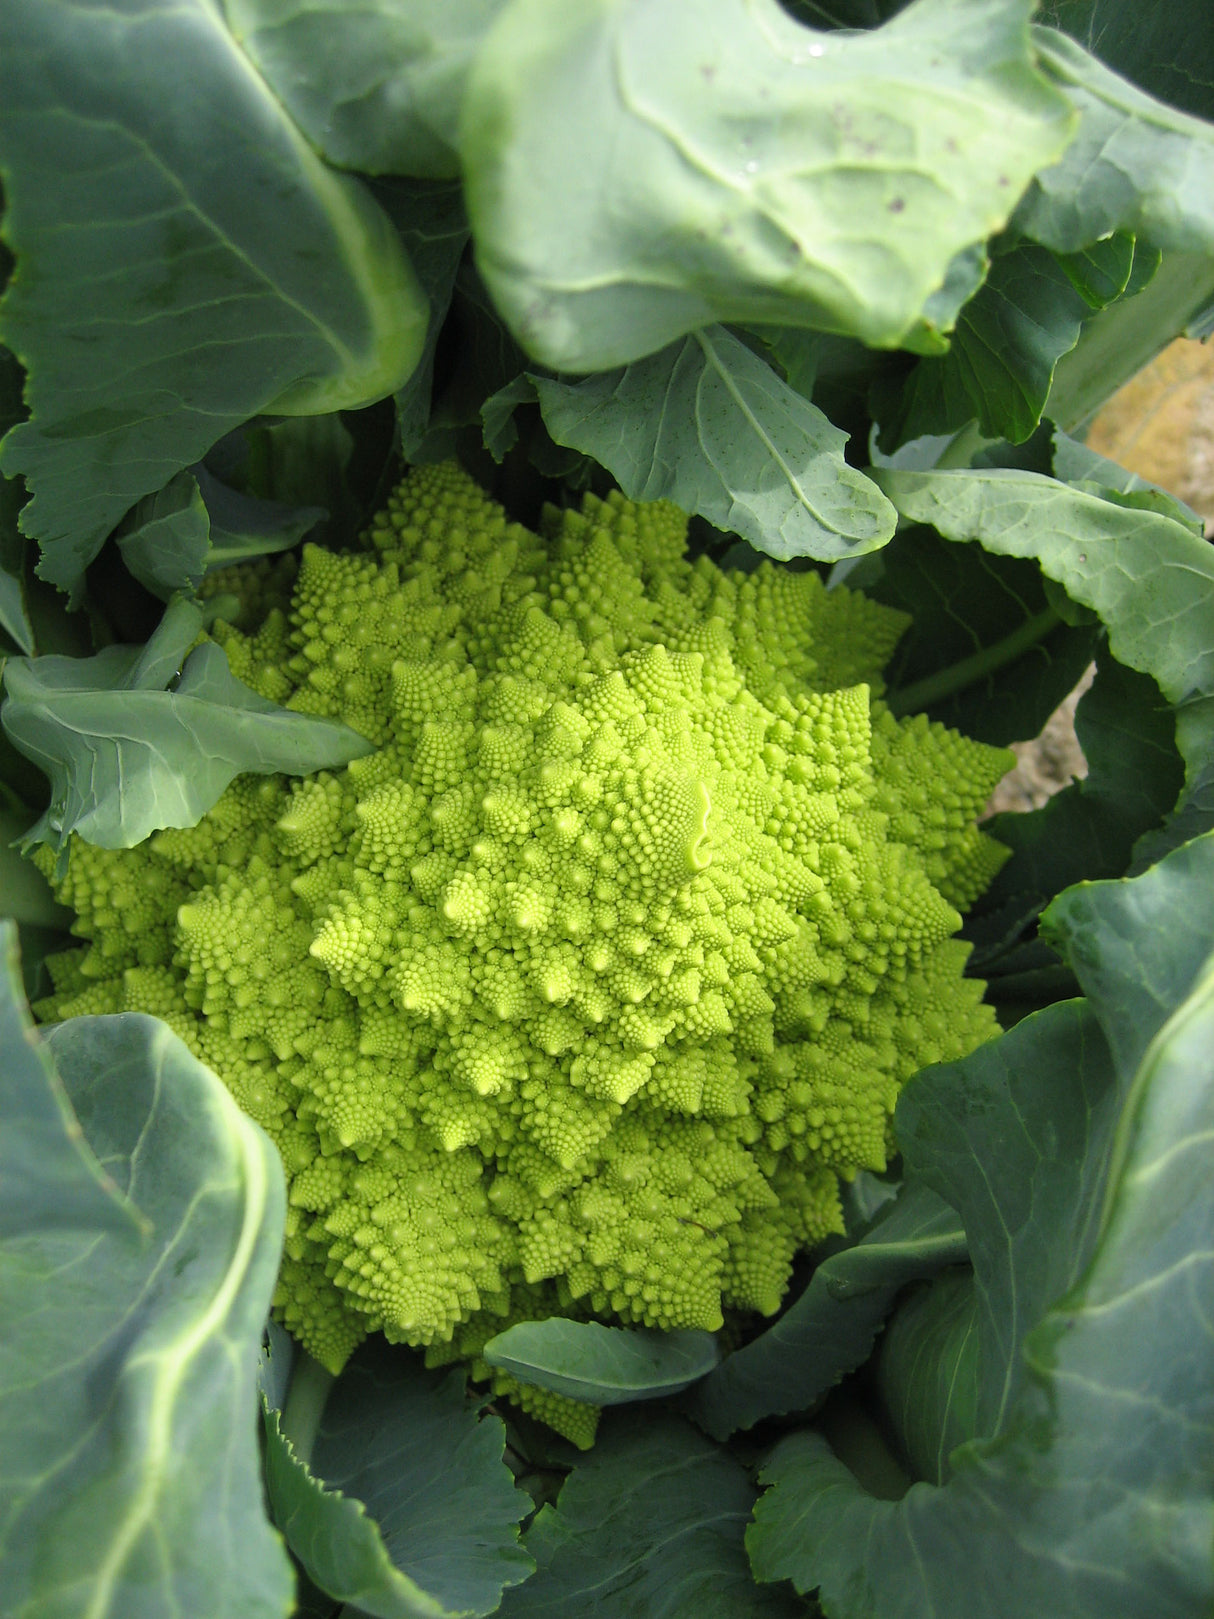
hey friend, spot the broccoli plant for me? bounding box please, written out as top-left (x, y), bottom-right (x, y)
top-left (1, 1), bottom-right (1212, 1617)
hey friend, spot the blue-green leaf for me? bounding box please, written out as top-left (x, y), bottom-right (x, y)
top-left (748, 834), bottom-right (1214, 1619)
top-left (499, 1410), bottom-right (802, 1618)
top-left (882, 241), bottom-right (1093, 448)
top-left (0, 919), bottom-right (293, 1619)
top-left (1018, 27), bottom-right (1214, 254)
top-left (484, 1320), bottom-right (720, 1405)
top-left (533, 326), bottom-right (897, 562)
top-left (0, 0), bottom-right (427, 599)
top-left (462, 0), bottom-right (1074, 369)
top-left (117, 466), bottom-right (325, 601)
top-left (264, 1341), bottom-right (533, 1619)
top-left (685, 1181), bottom-right (966, 1440)
top-left (225, 0), bottom-right (507, 179)
top-left (1, 604), bottom-right (373, 851)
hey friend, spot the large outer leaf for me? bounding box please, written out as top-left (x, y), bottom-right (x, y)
top-left (498, 1410), bottom-right (803, 1618)
top-left (1039, 0), bottom-right (1214, 121)
top-left (461, 0), bottom-right (1074, 370)
top-left (684, 1182), bottom-right (965, 1440)
top-left (1045, 831), bottom-right (1214, 1077)
top-left (0, 922), bottom-right (138, 1241)
top-left (263, 1342), bottom-right (532, 1619)
top-left (0, 921), bottom-right (293, 1619)
top-left (1, 603), bottom-right (373, 851)
top-left (748, 834), bottom-right (1214, 1619)
top-left (532, 326), bottom-right (896, 562)
top-left (0, 0), bottom-right (427, 599)
top-left (483, 1320), bottom-right (720, 1406)
top-left (1017, 28), bottom-right (1214, 253)
top-left (224, 0), bottom-right (506, 179)
top-left (892, 1004), bottom-right (1121, 1439)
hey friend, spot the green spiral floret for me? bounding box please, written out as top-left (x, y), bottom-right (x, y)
top-left (36, 463), bottom-right (1012, 1447)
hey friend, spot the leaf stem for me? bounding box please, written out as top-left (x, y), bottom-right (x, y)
top-left (930, 420), bottom-right (999, 471)
top-left (887, 607), bottom-right (1061, 717)
top-left (279, 1351), bottom-right (336, 1470)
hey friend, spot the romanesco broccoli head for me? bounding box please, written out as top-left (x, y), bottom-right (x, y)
top-left (37, 462), bottom-right (1012, 1446)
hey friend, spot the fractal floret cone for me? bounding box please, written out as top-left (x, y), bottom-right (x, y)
top-left (37, 463), bottom-right (1011, 1445)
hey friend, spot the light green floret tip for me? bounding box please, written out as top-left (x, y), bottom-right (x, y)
top-left (34, 461), bottom-right (1012, 1449)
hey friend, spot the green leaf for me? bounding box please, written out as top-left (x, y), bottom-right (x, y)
top-left (871, 1268), bottom-right (981, 1487)
top-left (1, 606), bottom-right (374, 852)
top-left (196, 465), bottom-right (327, 572)
top-left (748, 834), bottom-right (1214, 1619)
top-left (0, 567), bottom-right (30, 657)
top-left (875, 525), bottom-right (1099, 745)
top-left (483, 1320), bottom-right (720, 1405)
top-left (0, 0), bottom-right (427, 599)
top-left (480, 376), bottom-right (540, 463)
top-left (1052, 425), bottom-right (1204, 532)
top-left (259, 1318), bottom-right (297, 1414)
top-left (1053, 229), bottom-right (1138, 306)
top-left (115, 473), bottom-right (211, 603)
top-left (873, 462), bottom-right (1214, 710)
top-left (0, 920), bottom-right (294, 1619)
top-left (1044, 830), bottom-right (1214, 1077)
top-left (461, 0), bottom-right (1074, 369)
top-left (378, 182), bottom-right (472, 458)
top-left (264, 1341), bottom-right (533, 1619)
top-left (1017, 27), bottom-right (1214, 254)
top-left (0, 920), bottom-right (139, 1240)
top-left (0, 805), bottom-right (71, 930)
top-left (979, 644), bottom-right (1183, 914)
top-left (683, 1181), bottom-right (966, 1440)
top-left (235, 414), bottom-right (357, 521)
top-left (117, 466), bottom-right (325, 601)
top-left (0, 346), bottom-right (32, 656)
top-left (1038, 0), bottom-right (1214, 122)
top-left (882, 241), bottom-right (1093, 447)
top-left (533, 326), bottom-right (897, 562)
top-left (892, 1004), bottom-right (1122, 1439)
top-left (498, 1410), bottom-right (803, 1618)
top-left (876, 462), bottom-right (1208, 872)
top-left (225, 0), bottom-right (507, 179)
top-left (1045, 250), bottom-right (1214, 433)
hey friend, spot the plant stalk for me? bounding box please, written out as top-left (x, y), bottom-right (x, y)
top-left (887, 607), bottom-right (1061, 717)
top-left (278, 1351), bottom-right (336, 1470)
